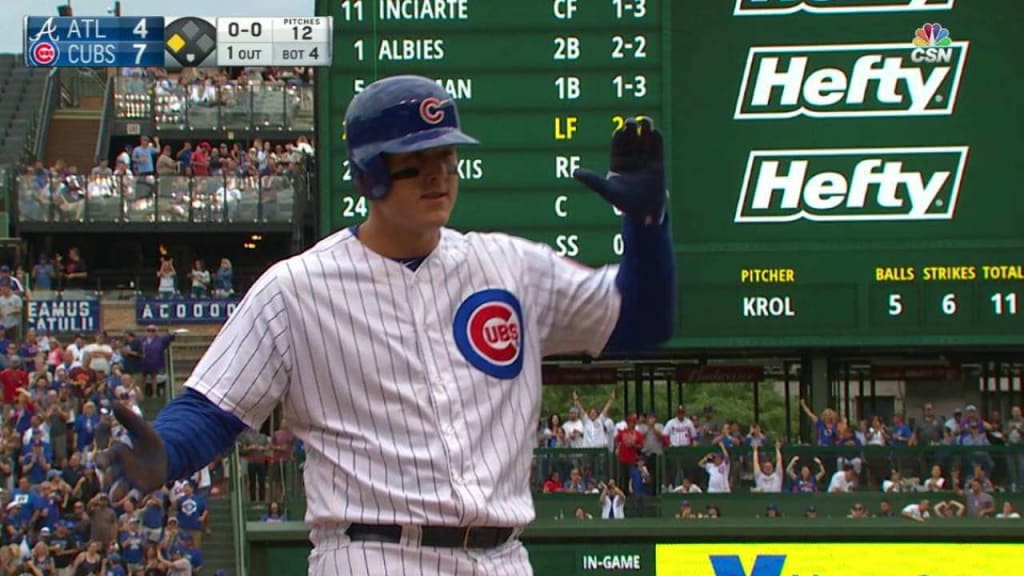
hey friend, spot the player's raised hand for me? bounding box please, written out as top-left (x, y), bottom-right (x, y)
top-left (573, 116), bottom-right (666, 225)
top-left (95, 402), bottom-right (168, 499)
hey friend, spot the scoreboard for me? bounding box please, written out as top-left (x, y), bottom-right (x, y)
top-left (23, 16), bottom-right (333, 68)
top-left (315, 0), bottom-right (1024, 351)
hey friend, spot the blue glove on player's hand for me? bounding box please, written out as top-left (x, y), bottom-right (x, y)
top-left (573, 116), bottom-right (667, 225)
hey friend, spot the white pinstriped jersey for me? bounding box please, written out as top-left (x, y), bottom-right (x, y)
top-left (187, 227), bottom-right (621, 528)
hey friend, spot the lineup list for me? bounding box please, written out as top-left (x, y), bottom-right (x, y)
top-left (327, 0), bottom-right (666, 266)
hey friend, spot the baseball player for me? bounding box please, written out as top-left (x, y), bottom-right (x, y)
top-left (99, 74), bottom-right (675, 575)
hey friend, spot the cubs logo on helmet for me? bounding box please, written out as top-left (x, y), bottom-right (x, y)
top-left (453, 289), bottom-right (524, 379)
top-left (419, 97), bottom-right (446, 124)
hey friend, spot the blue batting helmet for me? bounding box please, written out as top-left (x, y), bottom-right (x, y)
top-left (345, 75), bottom-right (479, 200)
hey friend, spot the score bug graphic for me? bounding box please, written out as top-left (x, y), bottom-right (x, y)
top-left (453, 289), bottom-right (524, 379)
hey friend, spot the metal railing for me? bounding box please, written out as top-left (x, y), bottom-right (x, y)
top-left (114, 77), bottom-right (314, 132)
top-left (15, 171), bottom-right (304, 225)
top-left (29, 69), bottom-right (60, 163)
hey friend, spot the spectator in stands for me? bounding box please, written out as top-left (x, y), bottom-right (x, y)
top-left (1009, 405), bottom-right (1024, 492)
top-left (915, 402), bottom-right (944, 446)
top-left (156, 145), bottom-right (178, 176)
top-left (996, 501), bottom-right (1020, 519)
top-left (965, 478), bottom-right (996, 518)
top-left (0, 266), bottom-right (24, 294)
top-left (847, 502), bottom-right (869, 519)
top-left (564, 468), bottom-right (586, 493)
top-left (901, 499), bottom-right (931, 522)
top-left (668, 476), bottom-right (702, 494)
top-left (628, 456), bottom-right (652, 516)
top-left (800, 399), bottom-right (838, 446)
top-left (934, 499), bottom-right (966, 518)
top-left (212, 258), bottom-right (234, 298)
top-left (962, 422), bottom-right (995, 478)
top-left (787, 456), bottom-right (825, 493)
top-left (140, 326), bottom-right (174, 398)
top-left (753, 440), bottom-right (784, 493)
top-left (919, 464), bottom-right (946, 492)
top-left (698, 442), bottom-right (731, 493)
top-left (157, 257), bottom-right (177, 299)
top-left (57, 248), bottom-right (88, 291)
top-left (260, 501), bottom-right (285, 522)
top-left (189, 259), bottom-right (211, 299)
top-left (599, 479), bottom-right (625, 519)
top-left (614, 414), bottom-right (644, 487)
top-left (81, 332), bottom-right (113, 377)
top-left (674, 500), bottom-right (696, 519)
top-left (542, 472), bottom-right (563, 494)
top-left (0, 282), bottom-right (23, 340)
top-left (827, 463), bottom-right (858, 493)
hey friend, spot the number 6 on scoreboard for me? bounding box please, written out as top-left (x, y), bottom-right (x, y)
top-left (942, 293), bottom-right (958, 315)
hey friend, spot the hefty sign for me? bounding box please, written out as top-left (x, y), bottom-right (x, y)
top-left (734, 146), bottom-right (969, 223)
top-left (735, 35), bottom-right (969, 119)
top-left (734, 0), bottom-right (956, 16)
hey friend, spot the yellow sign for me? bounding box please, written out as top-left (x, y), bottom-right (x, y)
top-left (655, 543), bottom-right (1023, 576)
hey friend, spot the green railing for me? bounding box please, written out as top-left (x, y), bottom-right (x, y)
top-left (235, 444), bottom-right (1024, 520)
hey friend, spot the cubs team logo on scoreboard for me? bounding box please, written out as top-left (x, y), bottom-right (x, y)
top-left (734, 25), bottom-right (968, 119)
top-left (733, 0), bottom-right (956, 16)
top-left (453, 289), bottom-right (524, 379)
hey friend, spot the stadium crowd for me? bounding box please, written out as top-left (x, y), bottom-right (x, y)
top-left (18, 132), bottom-right (312, 226)
top-left (537, 392), bottom-right (1024, 520)
top-left (0, 307), bottom-right (221, 575)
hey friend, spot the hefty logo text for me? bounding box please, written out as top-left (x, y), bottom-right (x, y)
top-left (735, 146), bottom-right (969, 223)
top-left (734, 0), bottom-right (956, 16)
top-left (735, 41), bottom-right (969, 119)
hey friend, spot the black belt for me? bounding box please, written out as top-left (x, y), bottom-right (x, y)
top-left (346, 524), bottom-right (515, 549)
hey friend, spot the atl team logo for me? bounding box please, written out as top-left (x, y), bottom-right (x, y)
top-left (733, 0), bottom-right (955, 16)
top-left (734, 25), bottom-right (968, 119)
top-left (419, 97), bottom-right (446, 124)
top-left (453, 289), bottom-right (524, 379)
top-left (734, 146), bottom-right (969, 223)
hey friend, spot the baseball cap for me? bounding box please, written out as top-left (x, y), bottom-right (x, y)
top-left (680, 500), bottom-right (690, 507)
top-left (954, 407), bottom-right (963, 414)
top-left (966, 404), bottom-right (978, 412)
top-left (568, 406), bottom-right (579, 414)
top-left (767, 503), bottom-right (779, 512)
top-left (806, 504), bottom-right (817, 513)
top-left (39, 527), bottom-right (51, 536)
top-left (109, 552), bottom-right (122, 563)
top-left (0, 265), bottom-right (9, 272)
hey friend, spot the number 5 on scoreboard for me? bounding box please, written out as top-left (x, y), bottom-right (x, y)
top-left (888, 294), bottom-right (903, 316)
top-left (133, 44), bottom-right (147, 65)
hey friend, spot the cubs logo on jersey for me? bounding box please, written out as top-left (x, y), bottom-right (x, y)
top-left (453, 288), bottom-right (523, 379)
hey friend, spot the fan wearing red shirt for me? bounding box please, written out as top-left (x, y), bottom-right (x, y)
top-left (1, 356), bottom-right (28, 405)
top-left (615, 414), bottom-right (645, 487)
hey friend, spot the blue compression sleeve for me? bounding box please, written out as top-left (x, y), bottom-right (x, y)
top-left (603, 214), bottom-right (675, 353)
top-left (153, 388), bottom-right (248, 481)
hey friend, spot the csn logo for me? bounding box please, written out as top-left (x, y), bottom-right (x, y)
top-left (734, 146), bottom-right (969, 223)
top-left (733, 0), bottom-right (955, 16)
top-left (735, 24), bottom-right (969, 119)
